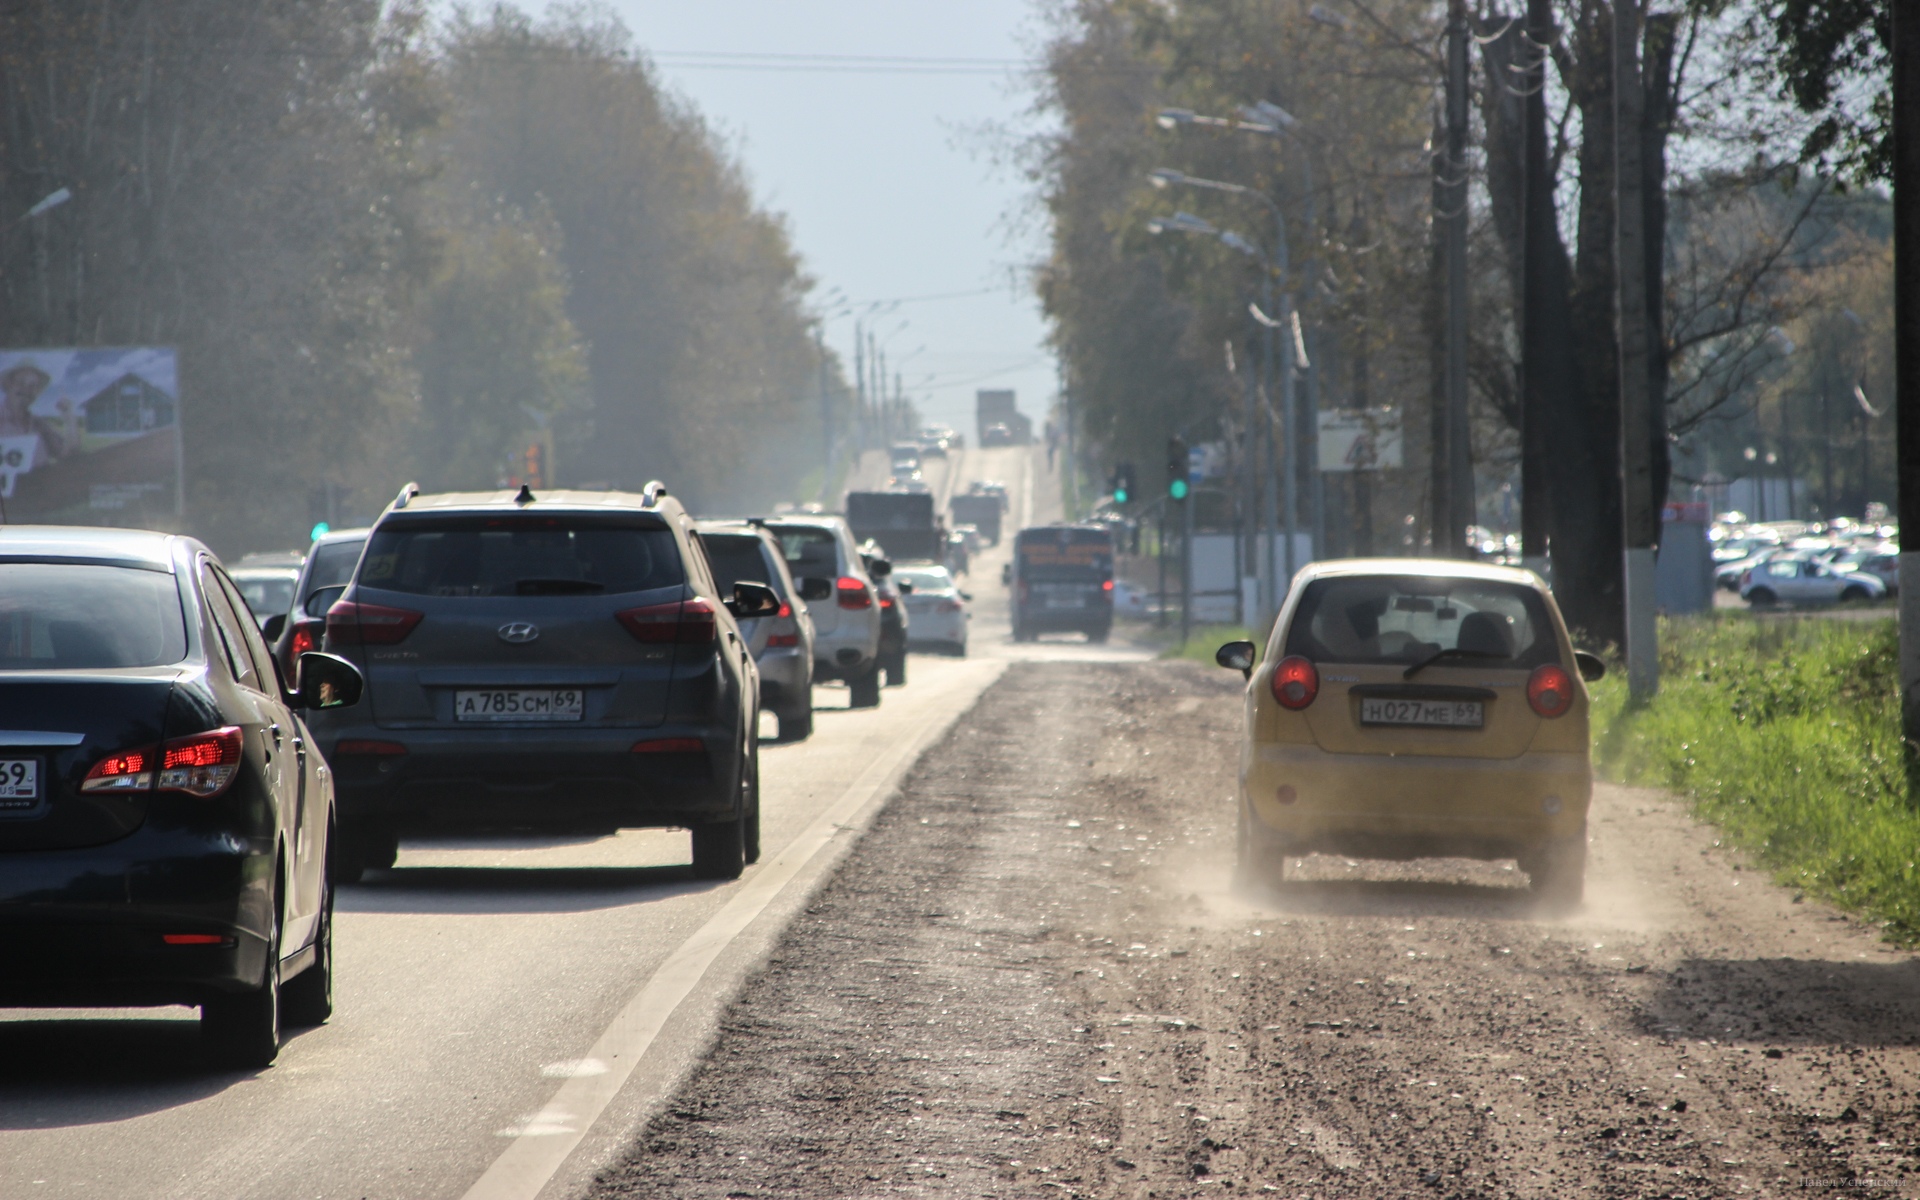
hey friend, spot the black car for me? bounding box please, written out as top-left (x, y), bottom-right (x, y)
top-left (0, 527), bottom-right (366, 1067)
top-left (313, 483), bottom-right (777, 881)
top-left (1010, 524), bottom-right (1115, 642)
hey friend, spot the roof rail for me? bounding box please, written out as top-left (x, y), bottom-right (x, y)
top-left (640, 480), bottom-right (668, 508)
top-left (391, 481), bottom-right (421, 510)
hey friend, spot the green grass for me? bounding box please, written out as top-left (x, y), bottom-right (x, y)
top-left (1591, 613), bottom-right (1919, 940)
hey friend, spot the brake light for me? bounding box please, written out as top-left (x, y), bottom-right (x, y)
top-left (86, 727), bottom-right (245, 797)
top-left (337, 739), bottom-right (407, 756)
top-left (1270, 655), bottom-right (1319, 710)
top-left (776, 602), bottom-right (792, 619)
top-left (82, 748), bottom-right (151, 793)
top-left (163, 933), bottom-right (233, 946)
top-left (616, 598), bottom-right (717, 644)
top-left (1102, 579), bottom-right (1114, 591)
top-left (936, 599), bottom-right (962, 614)
top-left (326, 600), bottom-right (423, 646)
top-left (1528, 663), bottom-right (1575, 718)
top-left (768, 633), bottom-right (800, 647)
top-left (288, 619), bottom-right (321, 659)
top-left (879, 595), bottom-right (895, 609)
top-left (836, 577), bottom-right (872, 610)
top-left (631, 737), bottom-right (703, 754)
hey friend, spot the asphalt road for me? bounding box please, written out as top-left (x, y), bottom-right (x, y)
top-left (0, 442), bottom-right (1142, 1200)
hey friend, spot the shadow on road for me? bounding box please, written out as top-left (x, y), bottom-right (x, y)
top-left (0, 1013), bottom-right (284, 1126)
top-left (1236, 876), bottom-right (1545, 922)
top-left (1641, 957), bottom-right (1920, 1047)
top-left (338, 864), bottom-right (720, 914)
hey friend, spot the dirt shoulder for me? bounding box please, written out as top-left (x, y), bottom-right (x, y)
top-left (590, 661), bottom-right (1920, 1199)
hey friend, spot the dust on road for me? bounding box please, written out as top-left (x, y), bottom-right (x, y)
top-left (591, 661), bottom-right (1920, 1198)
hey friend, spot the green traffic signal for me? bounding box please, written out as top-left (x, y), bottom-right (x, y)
top-left (1114, 486), bottom-right (1129, 504)
top-left (1169, 479), bottom-right (1189, 501)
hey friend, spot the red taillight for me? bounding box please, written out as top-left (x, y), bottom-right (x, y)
top-left (337, 739), bottom-right (407, 756)
top-left (87, 727), bottom-right (245, 797)
top-left (162, 933), bottom-right (231, 946)
top-left (1102, 579), bottom-right (1115, 591)
top-left (616, 598), bottom-right (717, 644)
top-left (836, 577), bottom-right (872, 610)
top-left (1528, 663), bottom-right (1575, 718)
top-left (936, 599), bottom-right (962, 614)
top-left (1270, 655), bottom-right (1319, 710)
top-left (768, 633), bottom-right (800, 647)
top-left (631, 737), bottom-right (703, 754)
top-left (776, 602), bottom-right (792, 619)
top-left (326, 600), bottom-right (423, 646)
top-left (288, 619), bottom-right (320, 659)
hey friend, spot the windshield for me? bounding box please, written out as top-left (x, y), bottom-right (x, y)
top-left (358, 517), bottom-right (683, 597)
top-left (770, 526), bottom-right (841, 580)
top-left (1284, 575), bottom-right (1559, 669)
top-left (703, 534), bottom-right (786, 599)
top-left (0, 563), bottom-right (187, 669)
top-left (897, 567), bottom-right (954, 593)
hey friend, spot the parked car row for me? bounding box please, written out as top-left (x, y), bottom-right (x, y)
top-left (1711, 511), bottom-right (1899, 605)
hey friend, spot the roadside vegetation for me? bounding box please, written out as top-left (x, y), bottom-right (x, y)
top-left (1591, 614), bottom-right (1918, 941)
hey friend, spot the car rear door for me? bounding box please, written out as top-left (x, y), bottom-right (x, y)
top-left (335, 512), bottom-right (684, 731)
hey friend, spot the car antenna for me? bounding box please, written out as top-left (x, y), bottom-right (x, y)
top-left (515, 483), bottom-right (535, 506)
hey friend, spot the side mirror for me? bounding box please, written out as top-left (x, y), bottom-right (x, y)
top-left (868, 558), bottom-right (893, 578)
top-left (960, 591), bottom-right (973, 602)
top-left (296, 652), bottom-right (364, 710)
top-left (725, 581), bottom-right (781, 619)
top-left (1000, 564), bottom-right (1012, 586)
top-left (305, 584), bottom-right (347, 618)
top-left (261, 613), bottom-right (287, 642)
top-left (797, 576), bottom-right (833, 602)
top-left (1574, 650), bottom-right (1607, 682)
top-left (897, 580), bottom-right (914, 594)
top-left (1216, 640), bottom-right (1257, 680)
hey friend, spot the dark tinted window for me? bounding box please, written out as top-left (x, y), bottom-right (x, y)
top-left (703, 534), bottom-right (786, 599)
top-left (358, 517), bottom-right (684, 598)
top-left (305, 539), bottom-right (365, 593)
top-left (1016, 528), bottom-right (1113, 581)
top-left (1284, 575), bottom-right (1558, 668)
top-left (771, 526), bottom-right (841, 579)
top-left (0, 563), bottom-right (187, 669)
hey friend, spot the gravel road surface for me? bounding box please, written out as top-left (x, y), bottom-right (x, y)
top-left (592, 660), bottom-right (1920, 1199)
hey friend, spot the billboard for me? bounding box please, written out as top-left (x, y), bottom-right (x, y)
top-left (0, 347), bottom-right (181, 525)
top-left (1317, 407), bottom-right (1403, 472)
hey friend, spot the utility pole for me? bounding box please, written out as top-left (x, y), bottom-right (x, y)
top-left (1444, 0), bottom-right (1474, 557)
top-left (1615, 0), bottom-right (1659, 702)
top-left (1895, 0), bottom-right (1920, 781)
top-left (815, 325), bottom-right (833, 474)
top-left (1519, 0), bottom-right (1557, 577)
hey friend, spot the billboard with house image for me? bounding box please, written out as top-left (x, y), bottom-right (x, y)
top-left (0, 347), bottom-right (181, 526)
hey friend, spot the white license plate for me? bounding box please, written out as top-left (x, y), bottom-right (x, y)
top-left (0, 758), bottom-right (39, 803)
top-left (1359, 697), bottom-right (1484, 728)
top-left (1045, 597), bottom-right (1084, 609)
top-left (454, 689), bottom-right (585, 722)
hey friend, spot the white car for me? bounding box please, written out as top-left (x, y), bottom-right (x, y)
top-left (896, 564), bottom-right (970, 656)
top-left (1740, 556), bottom-right (1887, 606)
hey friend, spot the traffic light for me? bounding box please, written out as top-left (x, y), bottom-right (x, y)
top-left (1166, 437), bottom-right (1189, 501)
top-left (1111, 461), bottom-right (1136, 505)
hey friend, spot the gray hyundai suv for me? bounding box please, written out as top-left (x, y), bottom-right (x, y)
top-left (313, 483), bottom-right (777, 880)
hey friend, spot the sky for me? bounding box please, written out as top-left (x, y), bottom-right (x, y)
top-left (580, 0), bottom-right (1060, 439)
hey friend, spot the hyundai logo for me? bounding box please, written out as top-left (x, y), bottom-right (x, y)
top-left (498, 622), bottom-right (540, 644)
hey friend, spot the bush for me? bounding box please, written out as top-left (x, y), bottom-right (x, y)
top-left (1592, 615), bottom-right (1919, 940)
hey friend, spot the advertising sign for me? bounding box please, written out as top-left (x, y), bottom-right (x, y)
top-left (0, 347), bottom-right (181, 525)
top-left (1317, 407), bottom-right (1402, 472)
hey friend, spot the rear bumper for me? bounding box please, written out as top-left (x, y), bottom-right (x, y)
top-left (1016, 604), bottom-right (1111, 632)
top-left (1244, 741), bottom-right (1591, 860)
top-left (0, 828), bottom-right (274, 1007)
top-left (906, 611), bottom-right (967, 647)
top-left (325, 724), bottom-right (739, 833)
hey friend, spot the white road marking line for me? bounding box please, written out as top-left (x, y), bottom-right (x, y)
top-left (460, 659), bottom-right (1006, 1200)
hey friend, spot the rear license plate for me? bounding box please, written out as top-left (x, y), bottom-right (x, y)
top-left (1359, 697), bottom-right (1484, 728)
top-left (454, 689), bottom-right (585, 722)
top-left (1045, 596), bottom-right (1084, 609)
top-left (0, 758), bottom-right (39, 806)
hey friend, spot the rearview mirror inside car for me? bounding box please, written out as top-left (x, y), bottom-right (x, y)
top-left (1574, 650), bottom-right (1607, 682)
top-left (261, 613), bottom-right (287, 642)
top-left (296, 652), bottom-right (365, 710)
top-left (797, 576), bottom-right (833, 602)
top-left (725, 581), bottom-right (782, 619)
top-left (1215, 640), bottom-right (1257, 680)
top-left (305, 584), bottom-right (347, 618)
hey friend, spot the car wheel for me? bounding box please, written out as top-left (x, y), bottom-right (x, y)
top-left (952, 640), bottom-right (967, 658)
top-left (690, 815), bottom-right (746, 880)
top-left (1747, 588), bottom-right (1777, 607)
top-left (1087, 626), bottom-right (1110, 645)
top-left (1232, 802), bottom-right (1286, 888)
top-left (1524, 829), bottom-right (1586, 910)
top-left (203, 884), bottom-right (282, 1068)
top-left (848, 661), bottom-right (882, 708)
top-left (884, 649), bottom-right (908, 687)
top-left (742, 732), bottom-right (762, 866)
top-left (282, 865), bottom-right (333, 1027)
top-left (1840, 586), bottom-right (1869, 603)
top-left (777, 705), bottom-right (813, 742)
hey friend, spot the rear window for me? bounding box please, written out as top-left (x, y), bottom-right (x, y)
top-left (305, 539), bottom-right (365, 594)
top-left (770, 526), bottom-right (841, 580)
top-left (358, 517), bottom-right (684, 597)
top-left (703, 534), bottom-right (786, 599)
top-left (0, 563), bottom-right (187, 669)
top-left (897, 567), bottom-right (954, 593)
top-left (235, 575), bottom-right (296, 620)
top-left (1284, 575), bottom-right (1558, 669)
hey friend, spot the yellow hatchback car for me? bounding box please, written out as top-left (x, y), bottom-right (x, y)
top-left (1216, 559), bottom-right (1605, 903)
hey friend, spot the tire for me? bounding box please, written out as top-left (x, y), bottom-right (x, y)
top-left (1840, 586), bottom-right (1869, 603)
top-left (777, 705), bottom-right (813, 742)
top-left (203, 886), bottom-right (282, 1069)
top-left (742, 733), bottom-right (762, 866)
top-left (1087, 625), bottom-right (1111, 645)
top-left (848, 661), bottom-right (882, 708)
top-left (1232, 802), bottom-right (1286, 888)
top-left (282, 866), bottom-right (333, 1027)
top-left (952, 640), bottom-right (967, 659)
top-left (884, 649), bottom-right (908, 687)
top-left (1525, 829), bottom-right (1587, 910)
top-left (1747, 588), bottom-right (1777, 607)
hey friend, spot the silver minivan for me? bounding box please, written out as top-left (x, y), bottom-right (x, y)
top-left (755, 516), bottom-right (884, 708)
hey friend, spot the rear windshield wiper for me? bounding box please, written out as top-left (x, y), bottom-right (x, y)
top-left (1403, 647), bottom-right (1509, 680)
top-left (515, 578), bottom-right (606, 596)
